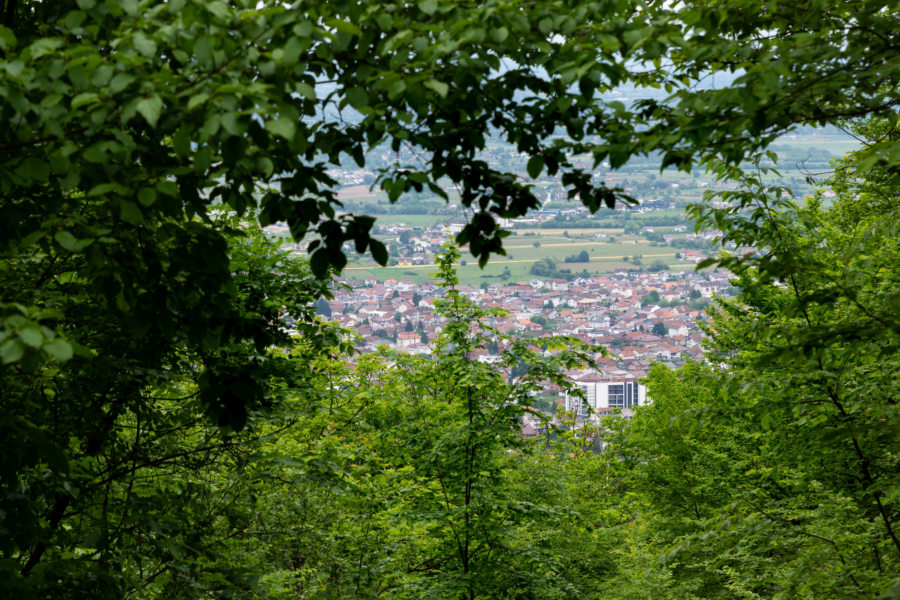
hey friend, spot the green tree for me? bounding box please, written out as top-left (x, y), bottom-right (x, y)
top-left (0, 224), bottom-right (342, 598)
top-left (314, 296), bottom-right (332, 317)
top-left (606, 121), bottom-right (900, 599)
top-left (642, 291), bottom-right (661, 307)
top-left (564, 249), bottom-right (590, 263)
top-left (254, 247), bottom-right (604, 598)
top-left (530, 257), bottom-right (557, 278)
top-left (651, 322), bottom-right (668, 337)
top-left (3, 0), bottom-right (900, 596)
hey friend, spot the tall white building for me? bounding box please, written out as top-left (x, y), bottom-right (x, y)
top-left (564, 372), bottom-right (648, 421)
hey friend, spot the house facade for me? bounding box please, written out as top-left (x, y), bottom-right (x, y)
top-left (563, 373), bottom-right (648, 421)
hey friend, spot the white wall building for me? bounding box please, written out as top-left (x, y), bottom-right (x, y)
top-left (564, 373), bottom-right (648, 421)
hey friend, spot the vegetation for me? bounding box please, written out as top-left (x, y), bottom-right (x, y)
top-left (564, 250), bottom-right (590, 263)
top-left (1, 0), bottom-right (898, 598)
top-left (606, 122), bottom-right (900, 597)
top-left (529, 257), bottom-right (558, 278)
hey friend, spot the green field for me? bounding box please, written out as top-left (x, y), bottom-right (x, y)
top-left (512, 228), bottom-right (623, 236)
top-left (372, 214), bottom-right (447, 227)
top-left (344, 232), bottom-right (700, 285)
top-left (772, 132), bottom-right (860, 157)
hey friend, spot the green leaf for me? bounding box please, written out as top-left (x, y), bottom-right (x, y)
top-left (256, 157), bottom-right (274, 178)
top-left (132, 32), bottom-right (157, 58)
top-left (71, 92), bottom-right (100, 109)
top-left (386, 77), bottom-right (406, 99)
top-left (326, 19), bottom-right (361, 36)
top-left (194, 35), bottom-right (213, 69)
top-left (375, 13), bottom-right (392, 31)
top-left (293, 20), bottom-right (313, 37)
top-left (0, 339), bottom-right (24, 364)
top-left (310, 248), bottom-right (330, 278)
top-left (266, 117), bottom-right (296, 141)
top-left (538, 17), bottom-right (553, 35)
top-left (19, 324), bottom-right (43, 349)
top-left (527, 155), bottom-right (544, 179)
top-left (187, 93), bottom-right (209, 110)
top-left (296, 83), bottom-right (316, 100)
top-left (282, 36), bottom-right (305, 66)
top-left (0, 25), bottom-right (17, 51)
top-left (43, 339), bottom-right (73, 362)
top-left (120, 200), bottom-right (143, 225)
top-left (489, 26), bottom-right (509, 43)
top-left (54, 231), bottom-right (86, 252)
top-left (418, 0), bottom-right (438, 15)
top-left (137, 187), bottom-right (156, 207)
top-left (370, 239), bottom-right (388, 265)
top-left (109, 73), bottom-right (135, 94)
top-left (136, 95), bottom-right (163, 128)
top-left (345, 87), bottom-right (369, 109)
top-left (22, 157), bottom-right (50, 182)
top-left (173, 127), bottom-right (191, 156)
top-left (424, 78), bottom-right (448, 97)
top-left (156, 180), bottom-right (178, 197)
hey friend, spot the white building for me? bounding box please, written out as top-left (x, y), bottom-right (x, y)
top-left (564, 372), bottom-right (648, 422)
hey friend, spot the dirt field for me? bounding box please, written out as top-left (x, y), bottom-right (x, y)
top-left (337, 185), bottom-right (377, 199)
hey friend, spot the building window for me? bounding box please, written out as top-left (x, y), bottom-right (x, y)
top-left (608, 384), bottom-right (625, 408)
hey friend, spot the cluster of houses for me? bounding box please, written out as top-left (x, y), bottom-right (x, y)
top-left (306, 267), bottom-right (733, 428)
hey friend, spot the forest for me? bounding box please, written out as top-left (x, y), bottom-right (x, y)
top-left (1, 0), bottom-right (898, 598)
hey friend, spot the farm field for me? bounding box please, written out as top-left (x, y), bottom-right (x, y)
top-left (343, 231), bottom-right (701, 286)
top-left (772, 131), bottom-right (860, 156)
top-left (370, 214), bottom-right (446, 227)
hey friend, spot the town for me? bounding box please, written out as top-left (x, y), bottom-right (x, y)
top-left (297, 237), bottom-right (734, 429)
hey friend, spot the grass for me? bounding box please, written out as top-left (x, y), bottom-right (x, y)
top-left (373, 214), bottom-right (447, 227)
top-left (772, 132), bottom-right (860, 157)
top-left (346, 228), bottom-right (700, 286)
top-left (513, 228), bottom-right (623, 236)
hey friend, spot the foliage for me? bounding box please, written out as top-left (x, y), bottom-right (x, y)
top-left (313, 296), bottom-right (332, 317)
top-left (0, 223), bottom-right (343, 599)
top-left (564, 250), bottom-right (590, 263)
top-left (641, 290), bottom-right (660, 307)
top-left (530, 257), bottom-right (557, 278)
top-left (604, 121), bottom-right (900, 599)
top-left (3, 0), bottom-right (900, 597)
top-left (229, 247), bottom-right (611, 599)
top-left (5, 0), bottom-right (897, 280)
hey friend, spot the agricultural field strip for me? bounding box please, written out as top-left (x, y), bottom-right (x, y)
top-left (344, 252), bottom-right (677, 270)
